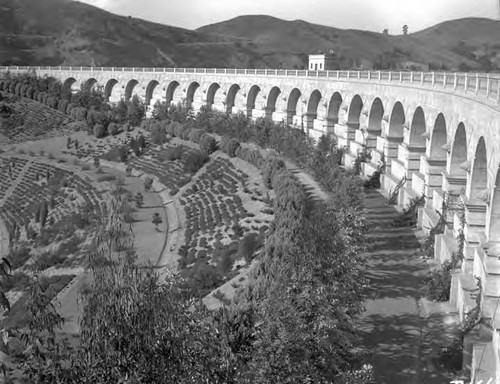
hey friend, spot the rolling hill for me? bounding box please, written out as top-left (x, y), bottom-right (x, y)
top-left (0, 0), bottom-right (499, 72)
top-left (198, 15), bottom-right (500, 71)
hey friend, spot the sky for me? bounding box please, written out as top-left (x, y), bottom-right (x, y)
top-left (77, 0), bottom-right (499, 33)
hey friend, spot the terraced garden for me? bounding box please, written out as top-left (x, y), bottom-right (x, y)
top-left (0, 155), bottom-right (105, 237)
top-left (0, 155), bottom-right (107, 330)
top-left (0, 93), bottom-right (85, 145)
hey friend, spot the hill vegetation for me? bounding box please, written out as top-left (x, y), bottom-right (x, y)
top-left (0, 72), bottom-right (372, 383)
top-left (1, 0), bottom-right (499, 71)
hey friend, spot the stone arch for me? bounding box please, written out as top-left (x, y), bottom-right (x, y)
top-left (62, 77), bottom-right (77, 97)
top-left (470, 137), bottom-right (488, 201)
top-left (430, 113), bottom-right (447, 159)
top-left (104, 79), bottom-right (118, 101)
top-left (166, 81), bottom-right (180, 105)
top-left (145, 80), bottom-right (159, 106)
top-left (306, 90), bottom-right (322, 130)
top-left (186, 82), bottom-right (200, 109)
top-left (327, 92), bottom-right (342, 125)
top-left (409, 107), bottom-right (426, 147)
top-left (225, 84), bottom-right (241, 113)
top-left (124, 79), bottom-right (139, 101)
top-left (347, 94), bottom-right (363, 128)
top-left (450, 123), bottom-right (468, 177)
top-left (367, 97), bottom-right (384, 133)
top-left (487, 168), bottom-right (500, 242)
top-left (206, 83), bottom-right (220, 109)
top-left (83, 78), bottom-right (98, 91)
top-left (388, 101), bottom-right (405, 138)
top-left (266, 86), bottom-right (281, 118)
top-left (286, 88), bottom-right (302, 125)
top-left (246, 85), bottom-right (261, 117)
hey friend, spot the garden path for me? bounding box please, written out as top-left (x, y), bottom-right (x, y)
top-left (359, 188), bottom-right (460, 384)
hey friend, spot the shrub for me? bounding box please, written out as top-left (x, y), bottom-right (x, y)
top-left (425, 260), bottom-right (453, 301)
top-left (237, 232), bottom-right (261, 263)
top-left (93, 124), bottom-right (106, 138)
top-left (173, 122), bottom-right (185, 138)
top-left (71, 107), bottom-right (88, 121)
top-left (58, 99), bottom-right (69, 113)
top-left (25, 86), bottom-right (35, 99)
top-left (151, 122), bottom-right (167, 145)
top-left (14, 82), bottom-right (22, 96)
top-left (199, 133), bottom-right (217, 154)
top-left (221, 136), bottom-right (240, 157)
top-left (66, 102), bottom-right (75, 114)
top-left (107, 122), bottom-right (120, 136)
top-left (123, 122), bottom-right (132, 132)
top-left (184, 150), bottom-right (209, 173)
top-left (236, 147), bottom-right (264, 169)
top-left (164, 146), bottom-right (182, 161)
top-left (47, 96), bottom-right (58, 109)
top-left (180, 127), bottom-right (192, 141)
top-left (144, 176), bottom-right (153, 191)
top-left (262, 156), bottom-right (286, 188)
top-left (87, 109), bottom-right (109, 127)
top-left (188, 128), bottom-right (204, 143)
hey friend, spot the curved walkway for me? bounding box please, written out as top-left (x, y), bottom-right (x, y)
top-left (0, 218), bottom-right (9, 258)
top-left (360, 189), bottom-right (459, 384)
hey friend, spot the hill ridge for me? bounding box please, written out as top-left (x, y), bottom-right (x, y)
top-left (0, 1), bottom-right (499, 72)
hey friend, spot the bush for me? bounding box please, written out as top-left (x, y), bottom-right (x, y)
top-left (47, 96), bottom-right (58, 109)
top-left (238, 233), bottom-right (262, 262)
top-left (87, 109), bottom-right (109, 127)
top-left (180, 127), bottom-right (192, 141)
top-left (71, 107), bottom-right (88, 121)
top-left (25, 86), bottom-right (35, 99)
top-left (173, 122), bottom-right (185, 138)
top-left (123, 122), bottom-right (132, 132)
top-left (262, 156), bottom-right (286, 188)
top-left (236, 147), bottom-right (264, 169)
top-left (199, 133), bottom-right (217, 154)
top-left (221, 136), bottom-right (240, 157)
top-left (188, 128), bottom-right (204, 143)
top-left (93, 124), bottom-right (106, 138)
top-left (425, 259), bottom-right (453, 301)
top-left (107, 122), bottom-right (120, 136)
top-left (184, 150), bottom-right (209, 173)
top-left (164, 146), bottom-right (183, 161)
top-left (166, 121), bottom-right (179, 136)
top-left (151, 122), bottom-right (167, 145)
top-left (58, 99), bottom-right (69, 113)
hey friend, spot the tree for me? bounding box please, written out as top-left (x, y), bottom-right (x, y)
top-left (126, 164), bottom-right (133, 177)
top-left (39, 201), bottom-right (49, 227)
top-left (135, 192), bottom-right (144, 208)
top-left (0, 257), bottom-right (12, 311)
top-left (127, 95), bottom-right (146, 126)
top-left (402, 25), bottom-right (409, 35)
top-left (152, 212), bottom-right (162, 229)
top-left (143, 176), bottom-right (153, 192)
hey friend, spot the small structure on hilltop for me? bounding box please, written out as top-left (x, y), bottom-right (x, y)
top-left (308, 51), bottom-right (336, 71)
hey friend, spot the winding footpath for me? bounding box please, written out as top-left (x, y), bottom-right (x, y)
top-left (360, 188), bottom-right (459, 384)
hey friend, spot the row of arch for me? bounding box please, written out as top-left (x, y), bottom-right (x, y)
top-left (60, 76), bottom-right (495, 229)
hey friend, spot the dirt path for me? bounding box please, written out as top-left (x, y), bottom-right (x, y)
top-left (0, 217), bottom-right (9, 258)
top-left (359, 188), bottom-right (459, 383)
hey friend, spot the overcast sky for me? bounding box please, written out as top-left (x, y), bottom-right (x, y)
top-left (77, 0), bottom-right (499, 33)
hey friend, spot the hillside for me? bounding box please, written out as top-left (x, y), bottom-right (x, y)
top-left (0, 0), bottom-right (253, 67)
top-left (1, 1), bottom-right (499, 71)
top-left (199, 15), bottom-right (500, 71)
